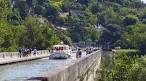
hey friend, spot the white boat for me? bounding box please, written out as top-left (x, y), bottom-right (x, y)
top-left (49, 44), bottom-right (71, 59)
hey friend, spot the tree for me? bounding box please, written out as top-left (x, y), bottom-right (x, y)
top-left (21, 16), bottom-right (60, 49)
top-left (77, 0), bottom-right (89, 6)
top-left (45, 5), bottom-right (59, 23)
top-left (123, 15), bottom-right (139, 26)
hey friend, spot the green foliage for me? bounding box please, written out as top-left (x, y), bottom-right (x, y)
top-left (123, 15), bottom-right (139, 26)
top-left (121, 23), bottom-right (146, 54)
top-left (98, 51), bottom-right (146, 81)
top-left (21, 16), bottom-right (60, 49)
top-left (1, 0), bottom-right (146, 52)
top-left (0, 0), bottom-right (60, 51)
top-left (142, 19), bottom-right (146, 24)
top-left (0, 0), bottom-right (9, 18)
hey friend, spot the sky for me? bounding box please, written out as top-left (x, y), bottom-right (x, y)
top-left (142, 0), bottom-right (146, 3)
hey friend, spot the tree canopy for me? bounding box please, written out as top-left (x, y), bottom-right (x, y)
top-left (1, 0), bottom-right (146, 52)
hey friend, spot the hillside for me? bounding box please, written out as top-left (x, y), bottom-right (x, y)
top-left (1, 0), bottom-right (146, 52)
top-left (99, 50), bottom-right (146, 81)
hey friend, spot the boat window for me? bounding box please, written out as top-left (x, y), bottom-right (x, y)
top-left (61, 47), bottom-right (63, 50)
top-left (56, 47), bottom-right (59, 50)
top-left (59, 47), bottom-right (63, 50)
top-left (54, 47), bottom-right (64, 50)
top-left (53, 46), bottom-right (69, 50)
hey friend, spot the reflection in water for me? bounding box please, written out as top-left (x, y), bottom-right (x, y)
top-left (0, 52), bottom-right (86, 81)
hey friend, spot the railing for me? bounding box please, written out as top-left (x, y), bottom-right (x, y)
top-left (0, 50), bottom-right (49, 59)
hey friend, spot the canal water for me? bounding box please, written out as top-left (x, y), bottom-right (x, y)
top-left (0, 52), bottom-right (86, 81)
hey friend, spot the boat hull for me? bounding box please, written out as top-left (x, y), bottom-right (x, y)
top-left (49, 53), bottom-right (70, 59)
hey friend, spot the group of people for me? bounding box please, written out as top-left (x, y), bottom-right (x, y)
top-left (76, 47), bottom-right (93, 58)
top-left (86, 48), bottom-right (93, 54)
top-left (76, 48), bottom-right (82, 58)
top-left (18, 48), bottom-right (37, 58)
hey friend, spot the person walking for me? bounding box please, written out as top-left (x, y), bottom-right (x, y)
top-left (18, 47), bottom-right (22, 58)
top-left (76, 48), bottom-right (82, 58)
top-left (33, 48), bottom-right (37, 55)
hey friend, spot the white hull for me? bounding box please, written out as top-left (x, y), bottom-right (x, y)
top-left (49, 53), bottom-right (70, 59)
top-left (50, 44), bottom-right (71, 59)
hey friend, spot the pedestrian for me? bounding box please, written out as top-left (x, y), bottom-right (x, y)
top-left (86, 48), bottom-right (89, 55)
top-left (48, 48), bottom-right (50, 53)
top-left (33, 48), bottom-right (37, 55)
top-left (89, 48), bottom-right (92, 54)
top-left (29, 48), bottom-right (32, 56)
top-left (18, 47), bottom-right (22, 58)
top-left (76, 48), bottom-right (82, 58)
top-left (26, 48), bottom-right (30, 56)
top-left (21, 48), bottom-right (24, 57)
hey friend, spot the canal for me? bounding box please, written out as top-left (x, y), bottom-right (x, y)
top-left (0, 52), bottom-right (86, 81)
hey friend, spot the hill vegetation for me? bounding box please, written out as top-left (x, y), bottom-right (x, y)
top-left (1, 0), bottom-right (146, 52)
top-left (98, 50), bottom-right (146, 81)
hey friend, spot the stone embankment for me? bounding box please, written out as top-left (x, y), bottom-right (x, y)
top-left (0, 50), bottom-right (49, 65)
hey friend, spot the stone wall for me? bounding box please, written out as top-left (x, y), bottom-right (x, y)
top-left (27, 50), bottom-right (102, 81)
top-left (0, 50), bottom-right (48, 58)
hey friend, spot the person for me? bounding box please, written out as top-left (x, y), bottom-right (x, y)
top-left (89, 48), bottom-right (92, 54)
top-left (18, 47), bottom-right (22, 58)
top-left (33, 48), bottom-right (37, 55)
top-left (48, 48), bottom-right (50, 53)
top-left (29, 48), bottom-right (32, 56)
top-left (86, 48), bottom-right (89, 55)
top-left (76, 48), bottom-right (82, 58)
top-left (26, 48), bottom-right (30, 56)
top-left (21, 48), bottom-right (25, 57)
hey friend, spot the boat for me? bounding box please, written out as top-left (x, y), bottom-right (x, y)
top-left (49, 44), bottom-right (71, 59)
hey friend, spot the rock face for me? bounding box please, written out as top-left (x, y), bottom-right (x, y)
top-left (27, 50), bottom-right (102, 81)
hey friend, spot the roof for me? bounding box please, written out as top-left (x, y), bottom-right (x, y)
top-left (52, 44), bottom-right (69, 48)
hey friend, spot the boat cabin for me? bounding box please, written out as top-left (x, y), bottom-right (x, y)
top-left (52, 45), bottom-right (71, 54)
